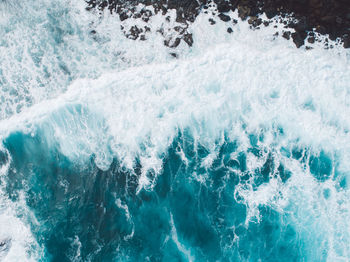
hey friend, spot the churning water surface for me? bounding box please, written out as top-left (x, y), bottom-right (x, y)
top-left (0, 0), bottom-right (350, 261)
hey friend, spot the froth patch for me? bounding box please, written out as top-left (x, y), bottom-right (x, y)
top-left (0, 31), bottom-right (348, 184)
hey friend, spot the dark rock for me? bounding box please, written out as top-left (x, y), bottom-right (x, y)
top-left (168, 0), bottom-right (200, 23)
top-left (282, 31), bottom-right (291, 40)
top-left (141, 9), bottom-right (153, 22)
top-left (215, 0), bottom-right (231, 13)
top-left (164, 37), bottom-right (181, 48)
top-left (291, 17), bottom-right (309, 32)
top-left (86, 0), bottom-right (350, 49)
top-left (316, 25), bottom-right (327, 34)
top-left (248, 16), bottom-right (262, 27)
top-left (329, 31), bottom-right (337, 41)
top-left (227, 27), bottom-right (233, 33)
top-left (248, 16), bottom-right (255, 24)
top-left (119, 12), bottom-right (129, 22)
top-left (292, 31), bottom-right (305, 48)
top-left (344, 36), bottom-right (350, 48)
top-left (307, 36), bottom-right (315, 43)
top-left (133, 12), bottom-right (142, 19)
top-left (127, 26), bottom-right (143, 40)
top-left (336, 17), bottom-right (343, 24)
top-left (218, 13), bottom-right (231, 22)
top-left (183, 33), bottom-right (194, 46)
top-left (238, 5), bottom-right (251, 20)
top-left (265, 7), bottom-right (278, 19)
top-left (174, 26), bottom-right (186, 34)
top-left (321, 16), bottom-right (335, 23)
top-left (209, 18), bottom-right (216, 25)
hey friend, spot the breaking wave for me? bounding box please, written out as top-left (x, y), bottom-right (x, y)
top-left (0, 0), bottom-right (349, 261)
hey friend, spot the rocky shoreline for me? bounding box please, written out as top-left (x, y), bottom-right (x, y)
top-left (86, 0), bottom-right (350, 49)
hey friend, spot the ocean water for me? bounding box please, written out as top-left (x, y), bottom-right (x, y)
top-left (0, 0), bottom-right (350, 261)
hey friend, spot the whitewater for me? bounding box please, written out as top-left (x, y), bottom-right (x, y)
top-left (0, 0), bottom-right (350, 261)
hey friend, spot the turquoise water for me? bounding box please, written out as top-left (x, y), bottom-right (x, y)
top-left (0, 0), bottom-right (350, 261)
top-left (0, 128), bottom-right (315, 261)
top-left (0, 123), bottom-right (347, 261)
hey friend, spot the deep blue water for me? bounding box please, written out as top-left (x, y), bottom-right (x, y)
top-left (1, 125), bottom-right (342, 261)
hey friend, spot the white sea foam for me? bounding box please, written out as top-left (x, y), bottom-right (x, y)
top-left (0, 147), bottom-right (44, 261)
top-left (0, 0), bottom-right (350, 260)
top-left (1, 16), bottom-right (349, 172)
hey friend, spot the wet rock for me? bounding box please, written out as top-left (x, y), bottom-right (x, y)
top-left (164, 37), bottom-right (181, 48)
top-left (344, 36), bottom-right (350, 48)
top-left (247, 16), bottom-right (255, 24)
top-left (141, 9), bottom-right (153, 22)
top-left (248, 16), bottom-right (262, 27)
top-left (294, 18), bottom-right (309, 32)
top-left (209, 18), bottom-right (216, 25)
top-left (316, 25), bottom-right (327, 34)
top-left (282, 31), bottom-right (291, 40)
top-left (265, 7), bottom-right (278, 19)
top-left (119, 12), bottom-right (129, 22)
top-left (238, 5), bottom-right (251, 20)
top-left (86, 0), bottom-right (350, 49)
top-left (218, 13), bottom-right (231, 22)
top-left (215, 0), bottom-right (231, 13)
top-left (174, 26), bottom-right (186, 34)
top-left (183, 33), bottom-right (194, 46)
top-left (126, 26), bottom-right (143, 40)
top-left (168, 0), bottom-right (200, 23)
top-left (292, 31), bottom-right (306, 48)
top-left (307, 36), bottom-right (315, 43)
